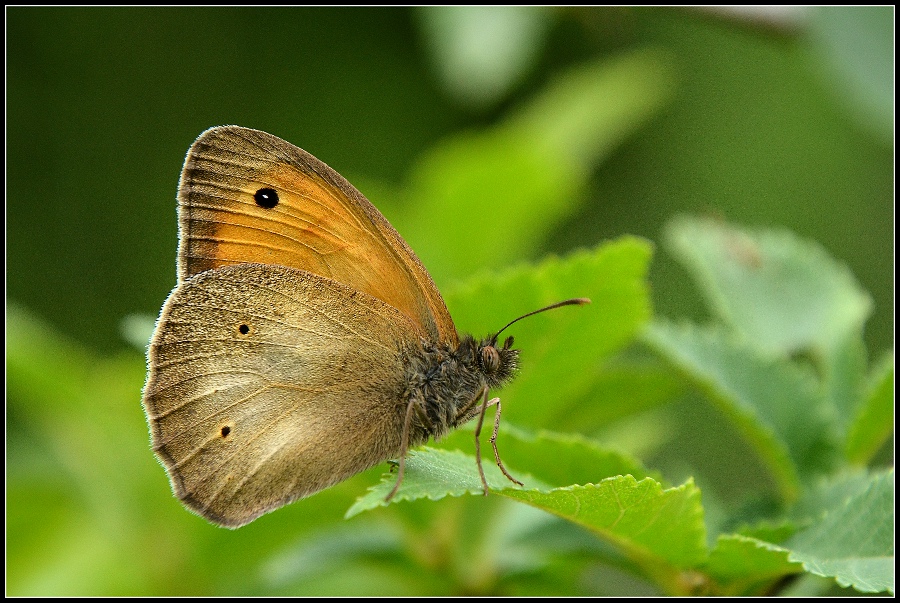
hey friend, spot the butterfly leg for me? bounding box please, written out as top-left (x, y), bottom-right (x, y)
top-left (490, 399), bottom-right (523, 486)
top-left (412, 401), bottom-right (435, 436)
top-left (385, 396), bottom-right (418, 502)
top-left (473, 387), bottom-right (491, 496)
top-left (455, 388), bottom-right (500, 425)
top-left (455, 390), bottom-right (481, 422)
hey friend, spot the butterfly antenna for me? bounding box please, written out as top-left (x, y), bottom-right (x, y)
top-left (493, 298), bottom-right (591, 341)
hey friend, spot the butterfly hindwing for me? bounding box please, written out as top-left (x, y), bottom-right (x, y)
top-left (144, 263), bottom-right (419, 527)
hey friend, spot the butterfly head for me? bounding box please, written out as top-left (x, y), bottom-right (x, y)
top-left (476, 334), bottom-right (519, 387)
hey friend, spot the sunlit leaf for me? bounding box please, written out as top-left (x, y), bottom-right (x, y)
top-left (500, 476), bottom-right (708, 575)
top-left (446, 237), bottom-right (653, 429)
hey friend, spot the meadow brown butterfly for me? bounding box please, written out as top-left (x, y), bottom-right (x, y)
top-left (142, 126), bottom-right (589, 527)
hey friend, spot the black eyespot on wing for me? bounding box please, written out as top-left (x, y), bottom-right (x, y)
top-left (254, 187), bottom-right (279, 208)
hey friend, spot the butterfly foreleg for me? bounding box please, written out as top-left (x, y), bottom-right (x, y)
top-left (454, 388), bottom-right (482, 422)
top-left (490, 399), bottom-right (523, 487)
top-left (472, 388), bottom-right (522, 495)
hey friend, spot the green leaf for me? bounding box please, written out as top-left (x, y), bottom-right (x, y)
top-left (664, 216), bottom-right (874, 439)
top-left (499, 477), bottom-right (708, 583)
top-left (818, 329), bottom-right (869, 434)
top-left (703, 535), bottom-right (803, 595)
top-left (399, 49), bottom-right (675, 281)
top-left (415, 6), bottom-right (553, 109)
top-left (787, 469), bottom-right (875, 528)
top-left (446, 236), bottom-right (653, 429)
top-left (369, 439), bottom-right (705, 590)
top-left (345, 447), bottom-right (541, 519)
top-left (785, 469), bottom-right (894, 594)
top-left (735, 520), bottom-right (797, 546)
top-left (505, 47), bottom-right (677, 172)
top-left (664, 215), bottom-right (872, 357)
top-left (347, 425), bottom-right (654, 519)
top-left (554, 355), bottom-right (687, 430)
top-left (707, 470), bottom-right (894, 594)
top-left (493, 427), bottom-right (659, 489)
top-left (643, 321), bottom-right (836, 500)
top-left (403, 127), bottom-right (580, 283)
top-left (437, 424), bottom-right (658, 489)
top-left (845, 352), bottom-right (895, 465)
top-left (808, 6), bottom-right (895, 142)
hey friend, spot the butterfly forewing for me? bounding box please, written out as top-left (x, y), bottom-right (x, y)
top-left (144, 263), bottom-right (419, 527)
top-left (177, 126), bottom-right (457, 345)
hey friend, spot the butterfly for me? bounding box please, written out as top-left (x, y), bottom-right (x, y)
top-left (142, 126), bottom-right (588, 527)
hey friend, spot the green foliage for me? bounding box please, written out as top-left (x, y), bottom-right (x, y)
top-left (396, 47), bottom-right (674, 282)
top-left (661, 215), bottom-right (872, 356)
top-left (808, 6), bottom-right (894, 141)
top-left (445, 237), bottom-right (653, 428)
top-left (414, 7), bottom-right (554, 109)
top-left (785, 470), bottom-right (894, 593)
top-left (354, 217), bottom-right (894, 595)
top-left (703, 535), bottom-right (802, 595)
top-left (639, 217), bottom-right (893, 594)
top-left (6, 7), bottom-right (892, 597)
top-left (644, 322), bottom-right (819, 500)
top-left (845, 353), bottom-right (895, 464)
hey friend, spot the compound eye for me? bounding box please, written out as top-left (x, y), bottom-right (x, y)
top-left (481, 346), bottom-right (500, 372)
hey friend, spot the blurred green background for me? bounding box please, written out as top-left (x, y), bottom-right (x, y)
top-left (6, 6), bottom-right (893, 596)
